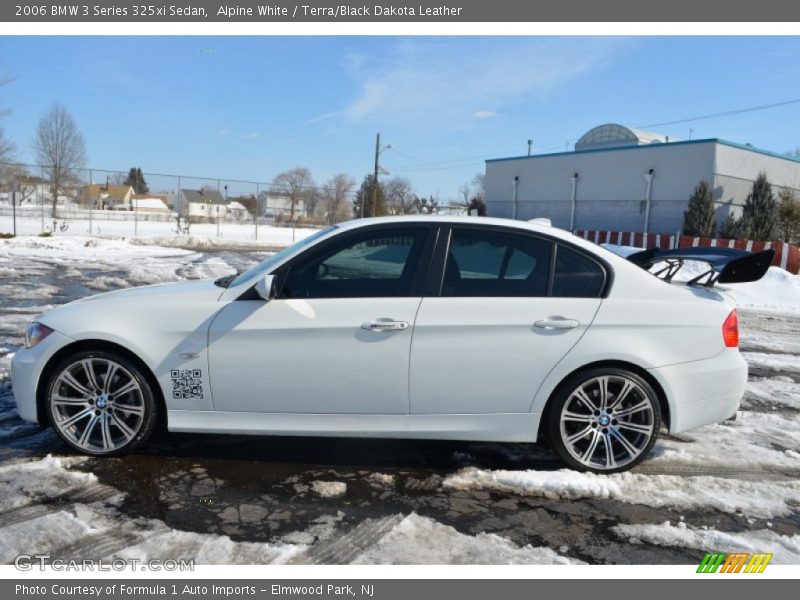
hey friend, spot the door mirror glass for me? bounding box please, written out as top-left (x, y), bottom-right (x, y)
top-left (254, 274), bottom-right (276, 301)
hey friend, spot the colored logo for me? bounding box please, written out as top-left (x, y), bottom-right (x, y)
top-left (697, 552), bottom-right (773, 573)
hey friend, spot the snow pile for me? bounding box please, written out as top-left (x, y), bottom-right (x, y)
top-left (741, 352), bottom-right (800, 375)
top-left (613, 521), bottom-right (800, 564)
top-left (0, 456), bottom-right (305, 565)
top-left (130, 236), bottom-right (292, 251)
top-left (350, 513), bottom-right (582, 565)
top-left (0, 508), bottom-right (100, 563)
top-left (746, 377), bottom-right (800, 411)
top-left (443, 467), bottom-right (800, 518)
top-left (367, 473), bottom-right (396, 487)
top-left (651, 411), bottom-right (800, 471)
top-left (0, 235), bottom-right (239, 289)
top-left (602, 243), bottom-right (800, 314)
top-left (115, 527), bottom-right (303, 565)
top-left (311, 481), bottom-right (347, 498)
top-left (0, 455), bottom-right (98, 510)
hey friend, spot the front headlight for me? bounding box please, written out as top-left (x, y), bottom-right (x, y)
top-left (25, 321), bottom-right (54, 349)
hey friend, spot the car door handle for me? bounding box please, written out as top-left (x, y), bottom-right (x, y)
top-left (534, 318), bottom-right (580, 330)
top-left (361, 318), bottom-right (410, 332)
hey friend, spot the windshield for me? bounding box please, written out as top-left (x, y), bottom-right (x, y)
top-left (229, 225), bottom-right (339, 288)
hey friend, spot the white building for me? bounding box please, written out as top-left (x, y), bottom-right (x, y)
top-left (485, 123), bottom-right (800, 235)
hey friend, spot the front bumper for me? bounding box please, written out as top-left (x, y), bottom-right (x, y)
top-left (10, 330), bottom-right (75, 424)
top-left (649, 348), bottom-right (748, 433)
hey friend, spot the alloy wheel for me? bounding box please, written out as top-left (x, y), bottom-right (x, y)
top-left (50, 357), bottom-right (146, 453)
top-left (558, 374), bottom-right (656, 471)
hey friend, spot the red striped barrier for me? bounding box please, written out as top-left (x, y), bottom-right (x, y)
top-left (575, 230), bottom-right (800, 275)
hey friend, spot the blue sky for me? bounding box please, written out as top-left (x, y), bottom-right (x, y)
top-left (0, 36), bottom-right (798, 200)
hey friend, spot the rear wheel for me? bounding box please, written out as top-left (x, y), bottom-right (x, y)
top-left (546, 368), bottom-right (661, 473)
top-left (46, 351), bottom-right (157, 456)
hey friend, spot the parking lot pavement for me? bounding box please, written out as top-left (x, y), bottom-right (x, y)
top-left (0, 240), bottom-right (798, 565)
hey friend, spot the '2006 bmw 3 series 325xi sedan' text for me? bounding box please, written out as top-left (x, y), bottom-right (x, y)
top-left (12, 216), bottom-right (773, 472)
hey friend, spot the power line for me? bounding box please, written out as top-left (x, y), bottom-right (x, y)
top-left (637, 97), bottom-right (800, 129)
top-left (391, 96), bottom-right (800, 173)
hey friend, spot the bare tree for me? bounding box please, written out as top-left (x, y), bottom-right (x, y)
top-left (458, 182), bottom-right (472, 205)
top-left (320, 173), bottom-right (356, 224)
top-left (384, 176), bottom-right (418, 214)
top-left (271, 167), bottom-right (314, 221)
top-left (0, 73), bottom-right (17, 186)
top-left (32, 103), bottom-right (87, 229)
top-left (471, 172), bottom-right (486, 201)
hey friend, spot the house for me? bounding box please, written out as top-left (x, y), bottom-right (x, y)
top-left (129, 194), bottom-right (172, 214)
top-left (79, 184), bottom-right (135, 209)
top-left (175, 188), bottom-right (226, 219)
top-left (225, 201), bottom-right (250, 219)
top-left (257, 191), bottom-right (305, 219)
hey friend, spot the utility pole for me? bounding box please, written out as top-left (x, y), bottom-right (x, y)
top-left (11, 186), bottom-right (16, 237)
top-left (527, 139), bottom-right (533, 157)
top-left (370, 133), bottom-right (380, 217)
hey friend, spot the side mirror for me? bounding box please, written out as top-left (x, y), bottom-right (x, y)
top-left (254, 274), bottom-right (276, 301)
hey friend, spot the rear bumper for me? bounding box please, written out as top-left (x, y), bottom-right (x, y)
top-left (649, 348), bottom-right (747, 433)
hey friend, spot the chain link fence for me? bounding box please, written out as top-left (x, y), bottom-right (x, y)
top-left (0, 163), bottom-right (330, 243)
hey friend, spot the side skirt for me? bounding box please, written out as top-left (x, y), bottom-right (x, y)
top-left (167, 411), bottom-right (541, 443)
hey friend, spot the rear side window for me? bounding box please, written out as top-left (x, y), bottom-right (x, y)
top-left (443, 228), bottom-right (552, 297)
top-left (552, 244), bottom-right (606, 298)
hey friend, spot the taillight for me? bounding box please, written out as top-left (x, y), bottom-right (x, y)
top-left (722, 310), bottom-right (739, 348)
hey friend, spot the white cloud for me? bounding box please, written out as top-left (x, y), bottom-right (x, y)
top-left (473, 110), bottom-right (497, 119)
top-left (306, 112), bottom-right (341, 125)
top-left (240, 131), bottom-right (260, 140)
top-left (339, 38), bottom-right (629, 123)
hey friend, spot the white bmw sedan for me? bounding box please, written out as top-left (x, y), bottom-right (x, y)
top-left (11, 216), bottom-right (755, 472)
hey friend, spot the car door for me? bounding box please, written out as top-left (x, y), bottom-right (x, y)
top-left (208, 224), bottom-right (435, 414)
top-left (410, 226), bottom-right (606, 415)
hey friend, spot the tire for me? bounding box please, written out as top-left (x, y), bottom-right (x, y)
top-left (45, 350), bottom-right (158, 456)
top-left (546, 367), bottom-right (661, 473)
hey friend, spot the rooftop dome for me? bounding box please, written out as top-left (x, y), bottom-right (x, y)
top-left (575, 123), bottom-right (677, 150)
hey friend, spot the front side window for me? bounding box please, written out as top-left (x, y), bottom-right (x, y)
top-left (280, 227), bottom-right (428, 299)
top-left (442, 228), bottom-right (552, 297)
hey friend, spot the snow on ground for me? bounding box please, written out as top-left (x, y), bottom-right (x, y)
top-left (613, 521), bottom-right (800, 564)
top-left (0, 456), bottom-right (98, 510)
top-left (310, 481), bottom-right (347, 498)
top-left (651, 411), bottom-right (800, 471)
top-left (350, 513), bottom-right (582, 565)
top-left (741, 352), bottom-right (800, 375)
top-left (443, 467), bottom-right (800, 518)
top-left (0, 455), bottom-right (584, 565)
top-left (0, 455), bottom-right (305, 565)
top-left (602, 243), bottom-right (800, 315)
top-left (746, 377), bottom-right (800, 411)
top-left (0, 214), bottom-right (318, 246)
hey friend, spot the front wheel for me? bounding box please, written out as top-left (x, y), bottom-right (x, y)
top-left (546, 368), bottom-right (661, 473)
top-left (46, 351), bottom-right (158, 456)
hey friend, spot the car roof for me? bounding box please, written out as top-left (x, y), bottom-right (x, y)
top-left (337, 215), bottom-right (577, 242)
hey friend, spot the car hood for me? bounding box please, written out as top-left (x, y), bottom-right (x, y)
top-left (69, 279), bottom-right (225, 304)
top-left (38, 279), bottom-right (227, 336)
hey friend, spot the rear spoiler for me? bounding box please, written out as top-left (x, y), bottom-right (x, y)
top-left (626, 246), bottom-right (775, 287)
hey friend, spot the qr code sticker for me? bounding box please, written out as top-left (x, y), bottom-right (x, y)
top-left (170, 369), bottom-right (204, 400)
